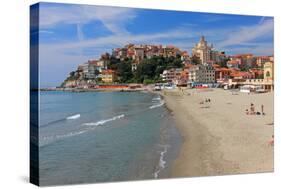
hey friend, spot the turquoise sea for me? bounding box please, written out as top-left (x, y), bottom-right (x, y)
top-left (38, 91), bottom-right (182, 186)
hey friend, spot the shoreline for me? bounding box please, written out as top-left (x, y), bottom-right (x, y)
top-left (40, 88), bottom-right (149, 93)
top-left (162, 88), bottom-right (274, 177)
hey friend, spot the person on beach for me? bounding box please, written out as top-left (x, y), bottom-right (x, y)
top-left (261, 104), bottom-right (265, 115)
top-left (250, 103), bottom-right (255, 115)
top-left (245, 109), bottom-right (249, 115)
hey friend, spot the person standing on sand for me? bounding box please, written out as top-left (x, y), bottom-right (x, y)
top-left (250, 103), bottom-right (255, 115)
top-left (261, 104), bottom-right (265, 115)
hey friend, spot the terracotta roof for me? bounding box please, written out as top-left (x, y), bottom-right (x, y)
top-left (212, 64), bottom-right (221, 68)
top-left (230, 71), bottom-right (252, 77)
top-left (216, 67), bottom-right (231, 72)
top-left (88, 60), bottom-right (98, 65)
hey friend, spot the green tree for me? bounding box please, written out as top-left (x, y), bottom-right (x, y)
top-left (116, 62), bottom-right (133, 83)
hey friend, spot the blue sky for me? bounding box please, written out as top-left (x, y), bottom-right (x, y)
top-left (33, 2), bottom-right (274, 87)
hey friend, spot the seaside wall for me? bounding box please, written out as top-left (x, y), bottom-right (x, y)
top-left (97, 84), bottom-right (129, 89)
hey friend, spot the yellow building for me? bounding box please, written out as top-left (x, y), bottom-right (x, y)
top-left (263, 61), bottom-right (274, 90)
top-left (101, 70), bottom-right (117, 83)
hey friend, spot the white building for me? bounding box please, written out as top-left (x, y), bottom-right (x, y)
top-left (189, 64), bottom-right (215, 83)
top-left (134, 46), bottom-right (145, 60)
top-left (78, 63), bottom-right (89, 79)
top-left (161, 68), bottom-right (183, 82)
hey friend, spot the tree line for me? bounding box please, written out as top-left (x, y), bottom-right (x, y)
top-left (108, 55), bottom-right (184, 84)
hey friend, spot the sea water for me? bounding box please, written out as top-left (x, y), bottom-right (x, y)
top-left (37, 91), bottom-right (182, 186)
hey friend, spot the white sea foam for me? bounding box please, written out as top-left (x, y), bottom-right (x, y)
top-left (40, 130), bottom-right (88, 146)
top-left (154, 145), bottom-right (168, 178)
top-left (152, 97), bottom-right (161, 101)
top-left (82, 114), bottom-right (125, 126)
top-left (66, 114), bottom-right (81, 120)
top-left (149, 100), bottom-right (165, 109)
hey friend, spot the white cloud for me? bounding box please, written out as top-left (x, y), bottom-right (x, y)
top-left (223, 42), bottom-right (273, 55)
top-left (39, 4), bottom-right (136, 35)
top-left (217, 19), bottom-right (273, 48)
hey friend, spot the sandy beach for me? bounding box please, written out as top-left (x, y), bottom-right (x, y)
top-left (163, 88), bottom-right (274, 177)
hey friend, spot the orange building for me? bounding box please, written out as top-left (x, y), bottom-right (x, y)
top-left (215, 67), bottom-right (232, 80)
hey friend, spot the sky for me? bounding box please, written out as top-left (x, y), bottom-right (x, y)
top-left (31, 2), bottom-right (274, 87)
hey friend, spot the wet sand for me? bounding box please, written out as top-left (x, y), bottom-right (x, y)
top-left (163, 88), bottom-right (274, 177)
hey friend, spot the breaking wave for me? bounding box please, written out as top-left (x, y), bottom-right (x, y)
top-left (82, 114), bottom-right (125, 126)
top-left (66, 114), bottom-right (81, 120)
top-left (149, 100), bottom-right (165, 109)
top-left (154, 145), bottom-right (168, 178)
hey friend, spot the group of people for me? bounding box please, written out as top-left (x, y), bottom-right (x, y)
top-left (199, 98), bottom-right (211, 105)
top-left (205, 98), bottom-right (211, 103)
top-left (245, 103), bottom-right (265, 115)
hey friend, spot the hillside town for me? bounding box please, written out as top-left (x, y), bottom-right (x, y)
top-left (60, 36), bottom-right (274, 92)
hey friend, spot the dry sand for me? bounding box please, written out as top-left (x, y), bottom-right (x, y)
top-left (163, 88), bottom-right (274, 177)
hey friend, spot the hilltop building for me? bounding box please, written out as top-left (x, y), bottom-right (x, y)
top-left (255, 56), bottom-right (271, 67)
top-left (192, 36), bottom-right (214, 64)
top-left (230, 54), bottom-right (255, 68)
top-left (112, 44), bottom-right (186, 64)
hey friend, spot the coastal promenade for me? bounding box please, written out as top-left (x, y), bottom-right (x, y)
top-left (163, 88), bottom-right (274, 177)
